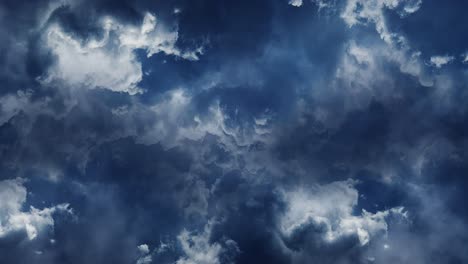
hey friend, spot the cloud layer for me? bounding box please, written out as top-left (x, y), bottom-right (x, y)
top-left (1, 0), bottom-right (468, 263)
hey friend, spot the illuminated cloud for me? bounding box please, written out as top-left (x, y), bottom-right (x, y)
top-left (0, 178), bottom-right (72, 241)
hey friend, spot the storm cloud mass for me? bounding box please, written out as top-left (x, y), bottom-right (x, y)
top-left (0, 0), bottom-right (468, 263)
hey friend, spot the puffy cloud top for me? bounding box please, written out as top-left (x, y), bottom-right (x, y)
top-left (0, 178), bottom-right (71, 241)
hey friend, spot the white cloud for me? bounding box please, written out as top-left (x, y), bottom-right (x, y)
top-left (342, 0), bottom-right (422, 44)
top-left (136, 255), bottom-right (152, 264)
top-left (335, 43), bottom-right (378, 103)
top-left (348, 43), bottom-right (374, 65)
top-left (289, 0), bottom-right (303, 7)
top-left (288, 0), bottom-right (332, 9)
top-left (334, 42), bottom-right (398, 109)
top-left (176, 223), bottom-right (223, 264)
top-left (0, 178), bottom-right (72, 241)
top-left (429, 55), bottom-right (454, 68)
top-left (43, 12), bottom-right (201, 94)
top-left (462, 52), bottom-right (468, 64)
top-left (290, 0), bottom-right (435, 121)
top-left (338, 0), bottom-right (433, 88)
top-left (137, 223), bottom-right (237, 264)
top-left (136, 244), bottom-right (152, 264)
top-left (136, 88), bottom-right (272, 149)
top-left (280, 180), bottom-right (406, 246)
top-left (333, 40), bottom-right (433, 113)
top-left (138, 244), bottom-right (150, 255)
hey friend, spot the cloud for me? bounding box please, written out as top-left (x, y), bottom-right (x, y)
top-left (42, 11), bottom-right (201, 94)
top-left (1, 1), bottom-right (468, 263)
top-left (0, 178), bottom-right (72, 241)
top-left (136, 88), bottom-right (272, 149)
top-left (341, 0), bottom-right (422, 44)
top-left (340, 0), bottom-right (433, 87)
top-left (136, 244), bottom-right (152, 264)
top-left (0, 90), bottom-right (34, 126)
top-left (136, 255), bottom-right (152, 264)
top-left (288, 0), bottom-right (332, 9)
top-left (176, 222), bottom-right (235, 264)
top-left (288, 0), bottom-right (303, 7)
top-left (138, 244), bottom-right (150, 255)
top-left (136, 221), bottom-right (239, 264)
top-left (280, 180), bottom-right (406, 247)
top-left (429, 55), bottom-right (455, 68)
top-left (463, 52), bottom-right (468, 64)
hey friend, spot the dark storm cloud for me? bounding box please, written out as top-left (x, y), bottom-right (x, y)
top-left (1, 0), bottom-right (468, 263)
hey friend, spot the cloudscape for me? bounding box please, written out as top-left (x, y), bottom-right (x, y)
top-left (0, 0), bottom-right (467, 263)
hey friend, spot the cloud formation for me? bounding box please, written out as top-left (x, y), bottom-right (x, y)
top-left (429, 55), bottom-right (454, 68)
top-left (43, 10), bottom-right (200, 94)
top-left (0, 178), bottom-right (71, 241)
top-left (1, 0), bottom-right (468, 263)
top-left (280, 180), bottom-right (406, 247)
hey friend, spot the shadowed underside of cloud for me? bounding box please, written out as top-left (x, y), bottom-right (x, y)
top-left (1, 0), bottom-right (468, 263)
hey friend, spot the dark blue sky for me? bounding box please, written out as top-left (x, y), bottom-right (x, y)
top-left (0, 0), bottom-right (468, 263)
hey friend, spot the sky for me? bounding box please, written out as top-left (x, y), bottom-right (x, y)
top-left (0, 0), bottom-right (467, 263)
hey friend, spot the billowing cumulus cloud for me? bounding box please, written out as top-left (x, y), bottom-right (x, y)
top-left (42, 10), bottom-right (200, 94)
top-left (1, 0), bottom-right (468, 263)
top-left (0, 178), bottom-right (71, 241)
top-left (280, 180), bottom-right (406, 247)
